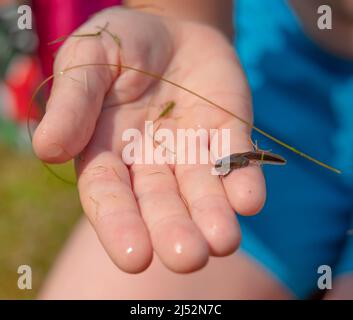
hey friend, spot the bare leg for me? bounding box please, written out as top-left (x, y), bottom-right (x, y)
top-left (39, 217), bottom-right (293, 300)
top-left (324, 274), bottom-right (353, 300)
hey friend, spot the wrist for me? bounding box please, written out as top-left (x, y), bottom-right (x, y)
top-left (124, 0), bottom-right (234, 41)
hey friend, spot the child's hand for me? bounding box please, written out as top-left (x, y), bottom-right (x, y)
top-left (33, 8), bottom-right (266, 273)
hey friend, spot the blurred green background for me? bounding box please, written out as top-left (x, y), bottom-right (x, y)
top-left (0, 144), bottom-right (82, 299)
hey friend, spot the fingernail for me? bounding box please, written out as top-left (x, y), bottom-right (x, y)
top-left (46, 143), bottom-right (64, 158)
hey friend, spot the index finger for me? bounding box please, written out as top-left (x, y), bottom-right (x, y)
top-left (32, 30), bottom-right (118, 163)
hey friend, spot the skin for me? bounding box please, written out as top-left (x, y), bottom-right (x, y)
top-left (125, 0), bottom-right (234, 40)
top-left (35, 0), bottom-right (353, 299)
top-left (39, 218), bottom-right (353, 299)
top-left (324, 274), bottom-right (353, 300)
top-left (290, 0), bottom-right (353, 58)
top-left (33, 5), bottom-right (266, 274)
top-left (39, 218), bottom-right (292, 299)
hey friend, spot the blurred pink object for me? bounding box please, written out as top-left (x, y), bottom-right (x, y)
top-left (32, 0), bottom-right (121, 78)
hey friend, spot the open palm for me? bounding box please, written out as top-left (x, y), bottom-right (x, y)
top-left (33, 8), bottom-right (265, 273)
